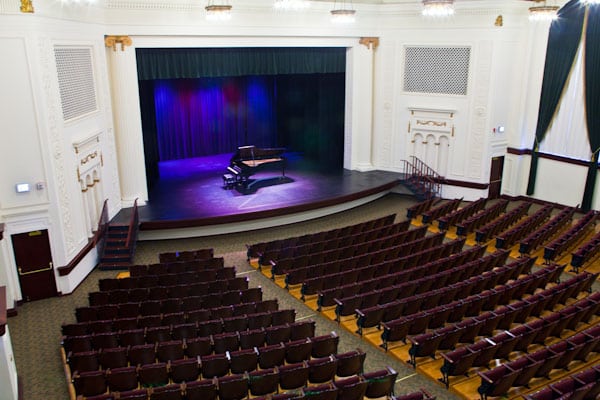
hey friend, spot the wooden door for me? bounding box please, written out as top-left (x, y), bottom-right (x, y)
top-left (11, 229), bottom-right (58, 301)
top-left (489, 156), bottom-right (504, 199)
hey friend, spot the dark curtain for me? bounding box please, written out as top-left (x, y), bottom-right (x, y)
top-left (275, 74), bottom-right (345, 169)
top-left (526, 0), bottom-right (585, 195)
top-left (153, 76), bottom-right (277, 160)
top-left (136, 47), bottom-right (346, 80)
top-left (139, 80), bottom-right (160, 190)
top-left (582, 4), bottom-right (600, 211)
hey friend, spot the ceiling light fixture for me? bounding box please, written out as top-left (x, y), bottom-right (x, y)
top-left (528, 1), bottom-right (559, 22)
top-left (331, 0), bottom-right (356, 23)
top-left (422, 0), bottom-right (455, 17)
top-left (274, 0), bottom-right (310, 11)
top-left (205, 0), bottom-right (232, 21)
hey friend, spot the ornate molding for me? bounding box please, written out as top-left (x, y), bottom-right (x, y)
top-left (105, 35), bottom-right (132, 52)
top-left (359, 37), bottom-right (379, 50)
top-left (20, 0), bottom-right (33, 13)
top-left (39, 37), bottom-right (76, 254)
top-left (416, 120), bottom-right (447, 127)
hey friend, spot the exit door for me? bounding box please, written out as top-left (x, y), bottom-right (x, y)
top-left (11, 229), bottom-right (58, 301)
top-left (489, 156), bottom-right (504, 199)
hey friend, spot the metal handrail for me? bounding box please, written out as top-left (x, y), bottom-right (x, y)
top-left (125, 198), bottom-right (139, 250)
top-left (402, 158), bottom-right (442, 199)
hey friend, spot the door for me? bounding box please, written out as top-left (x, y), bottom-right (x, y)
top-left (11, 229), bottom-right (58, 301)
top-left (489, 156), bottom-right (504, 199)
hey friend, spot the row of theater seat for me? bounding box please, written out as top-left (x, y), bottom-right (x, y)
top-left (158, 248), bottom-right (215, 264)
top-left (474, 201), bottom-right (532, 243)
top-left (455, 199), bottom-right (508, 236)
top-left (129, 257), bottom-right (226, 277)
top-left (518, 206), bottom-right (576, 256)
top-left (65, 299), bottom-right (280, 337)
top-left (437, 197), bottom-right (486, 231)
top-left (98, 267), bottom-right (236, 292)
top-left (246, 214), bottom-right (396, 260)
top-left (544, 209), bottom-right (598, 262)
top-left (75, 287), bottom-right (263, 323)
top-left (523, 363), bottom-right (600, 400)
top-left (380, 263), bottom-right (567, 350)
top-left (495, 204), bottom-right (553, 250)
top-left (477, 325), bottom-right (600, 400)
top-left (441, 291), bottom-right (600, 391)
top-left (74, 362), bottom-right (398, 400)
top-left (314, 245), bottom-right (488, 308)
top-left (267, 227), bottom-right (443, 273)
top-left (353, 255), bottom-right (535, 337)
top-left (571, 226), bottom-right (600, 270)
top-left (406, 197), bottom-right (439, 220)
top-left (89, 277), bottom-right (249, 306)
top-left (408, 274), bottom-right (599, 370)
top-left (68, 331), bottom-right (341, 375)
top-left (63, 318), bottom-right (318, 355)
top-left (258, 220), bottom-right (412, 267)
top-left (421, 198), bottom-right (461, 225)
top-left (284, 226), bottom-right (430, 289)
top-left (282, 227), bottom-right (429, 289)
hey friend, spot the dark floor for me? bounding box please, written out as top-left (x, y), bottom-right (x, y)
top-left (114, 153), bottom-right (403, 229)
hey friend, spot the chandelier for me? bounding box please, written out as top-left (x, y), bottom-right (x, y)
top-left (273, 0), bottom-right (310, 10)
top-left (528, 1), bottom-right (559, 21)
top-left (422, 0), bottom-right (455, 17)
top-left (205, 0), bottom-right (232, 20)
top-left (331, 0), bottom-right (356, 23)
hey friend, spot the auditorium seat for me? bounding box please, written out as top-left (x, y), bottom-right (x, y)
top-left (239, 328), bottom-right (266, 350)
top-left (301, 383), bottom-right (339, 400)
top-left (99, 347), bottom-right (128, 370)
top-left (200, 353), bottom-right (230, 378)
top-left (334, 348), bottom-right (366, 377)
top-left (68, 349), bottom-right (100, 373)
top-left (279, 361), bottom-right (310, 390)
top-left (363, 366), bottom-right (398, 398)
top-left (307, 355), bottom-right (338, 384)
top-left (248, 368), bottom-right (280, 397)
top-left (184, 378), bottom-right (218, 400)
top-left (217, 373), bottom-right (249, 400)
top-left (184, 336), bottom-right (213, 358)
top-left (169, 357), bottom-right (200, 383)
top-left (334, 375), bottom-right (368, 400)
top-left (138, 362), bottom-right (169, 388)
top-left (156, 339), bottom-right (185, 362)
top-left (149, 383), bottom-right (183, 400)
top-left (106, 366), bottom-right (138, 392)
top-left (309, 331), bottom-right (339, 358)
top-left (127, 343), bottom-right (156, 366)
top-left (228, 347), bottom-right (259, 374)
top-left (257, 343), bottom-right (286, 369)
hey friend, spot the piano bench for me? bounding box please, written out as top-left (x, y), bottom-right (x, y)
top-left (223, 173), bottom-right (237, 189)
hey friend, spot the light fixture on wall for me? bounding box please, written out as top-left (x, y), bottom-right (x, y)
top-left (331, 0), bottom-right (356, 23)
top-left (274, 0), bottom-right (310, 11)
top-left (206, 0), bottom-right (232, 20)
top-left (421, 0), bottom-right (455, 17)
top-left (528, 1), bottom-right (559, 21)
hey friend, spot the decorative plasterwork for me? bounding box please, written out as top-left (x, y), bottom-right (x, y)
top-left (39, 36), bottom-right (76, 254)
top-left (105, 35), bottom-right (132, 52)
top-left (105, 1), bottom-right (194, 11)
top-left (74, 134), bottom-right (102, 179)
top-left (359, 37), bottom-right (379, 50)
top-left (20, 0), bottom-right (33, 13)
top-left (408, 107), bottom-right (455, 137)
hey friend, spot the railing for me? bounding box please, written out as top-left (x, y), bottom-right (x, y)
top-left (125, 198), bottom-right (139, 257)
top-left (402, 156), bottom-right (442, 199)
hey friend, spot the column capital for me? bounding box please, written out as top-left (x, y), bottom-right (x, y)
top-left (105, 35), bottom-right (133, 52)
top-left (359, 37), bottom-right (379, 50)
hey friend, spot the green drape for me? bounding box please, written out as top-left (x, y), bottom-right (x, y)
top-left (526, 0), bottom-right (585, 195)
top-left (582, 5), bottom-right (600, 211)
top-left (136, 47), bottom-right (346, 80)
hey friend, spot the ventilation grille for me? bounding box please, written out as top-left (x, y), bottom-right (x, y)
top-left (54, 47), bottom-right (97, 121)
top-left (404, 46), bottom-right (471, 95)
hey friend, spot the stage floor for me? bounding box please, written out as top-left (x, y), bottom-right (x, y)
top-left (115, 153), bottom-right (403, 235)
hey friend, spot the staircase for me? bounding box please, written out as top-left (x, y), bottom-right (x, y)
top-left (400, 156), bottom-right (442, 201)
top-left (99, 199), bottom-right (139, 270)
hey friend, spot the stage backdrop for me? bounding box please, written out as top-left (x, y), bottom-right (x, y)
top-left (136, 47), bottom-right (346, 190)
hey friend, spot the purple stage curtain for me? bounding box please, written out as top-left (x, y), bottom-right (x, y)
top-left (154, 76), bottom-right (277, 161)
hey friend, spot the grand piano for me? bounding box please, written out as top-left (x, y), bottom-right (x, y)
top-left (226, 145), bottom-right (286, 190)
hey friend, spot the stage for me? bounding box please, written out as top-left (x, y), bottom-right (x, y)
top-left (115, 153), bottom-right (404, 240)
